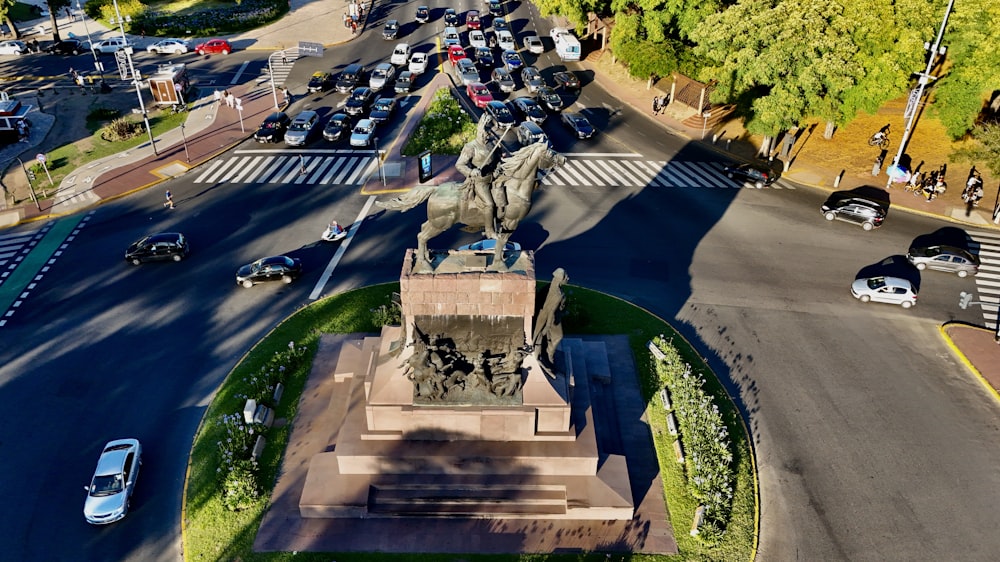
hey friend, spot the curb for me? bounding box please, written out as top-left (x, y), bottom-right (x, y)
top-left (939, 323), bottom-right (1000, 406)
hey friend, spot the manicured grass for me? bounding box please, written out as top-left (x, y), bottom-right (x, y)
top-left (183, 283), bottom-right (756, 561)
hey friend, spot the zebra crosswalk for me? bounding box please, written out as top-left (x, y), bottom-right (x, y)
top-left (192, 150), bottom-right (378, 186)
top-left (257, 47), bottom-right (298, 88)
top-left (969, 230), bottom-right (1000, 329)
top-left (541, 157), bottom-right (796, 189)
top-left (0, 226), bottom-right (47, 277)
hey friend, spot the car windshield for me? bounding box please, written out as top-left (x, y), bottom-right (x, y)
top-left (341, 72), bottom-right (356, 81)
top-left (356, 124), bottom-right (372, 134)
top-left (262, 121), bottom-right (281, 129)
top-left (374, 69), bottom-right (387, 78)
top-left (91, 474), bottom-right (123, 496)
top-left (250, 259), bottom-right (264, 273)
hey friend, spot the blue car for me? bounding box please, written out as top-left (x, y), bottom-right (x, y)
top-left (502, 49), bottom-right (523, 71)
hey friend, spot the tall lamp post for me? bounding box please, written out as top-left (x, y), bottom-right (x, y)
top-left (267, 51), bottom-right (281, 110)
top-left (373, 136), bottom-right (385, 185)
top-left (77, 1), bottom-right (103, 81)
top-left (111, 0), bottom-right (157, 155)
top-left (885, 0), bottom-right (954, 189)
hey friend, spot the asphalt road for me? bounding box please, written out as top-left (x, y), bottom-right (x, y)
top-left (2, 4), bottom-right (1000, 562)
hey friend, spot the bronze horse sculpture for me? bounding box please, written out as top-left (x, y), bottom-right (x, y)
top-left (378, 142), bottom-right (566, 265)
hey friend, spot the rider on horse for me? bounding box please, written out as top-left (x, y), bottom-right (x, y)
top-left (457, 116), bottom-right (502, 238)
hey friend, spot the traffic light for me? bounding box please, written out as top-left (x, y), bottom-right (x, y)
top-left (959, 291), bottom-right (973, 309)
top-left (26, 169), bottom-right (35, 182)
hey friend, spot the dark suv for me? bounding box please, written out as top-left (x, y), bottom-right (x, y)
top-left (45, 39), bottom-right (85, 55)
top-left (820, 193), bottom-right (887, 231)
top-left (253, 112), bottom-right (291, 143)
top-left (125, 232), bottom-right (189, 264)
top-left (336, 63), bottom-right (365, 93)
top-left (722, 163), bottom-right (776, 188)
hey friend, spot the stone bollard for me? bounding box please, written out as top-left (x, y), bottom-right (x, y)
top-left (834, 171), bottom-right (843, 188)
top-left (690, 505), bottom-right (706, 536)
top-left (726, 139), bottom-right (732, 151)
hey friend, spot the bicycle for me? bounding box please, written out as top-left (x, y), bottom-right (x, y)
top-left (868, 131), bottom-right (890, 149)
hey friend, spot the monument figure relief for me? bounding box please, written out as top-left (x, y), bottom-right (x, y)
top-left (533, 268), bottom-right (569, 377)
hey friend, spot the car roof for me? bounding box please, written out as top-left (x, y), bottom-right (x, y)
top-left (293, 110), bottom-right (318, 120)
top-left (520, 121), bottom-right (543, 133)
top-left (869, 276), bottom-right (914, 289)
top-left (343, 63), bottom-right (363, 72)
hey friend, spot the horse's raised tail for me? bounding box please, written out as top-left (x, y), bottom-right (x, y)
top-left (375, 185), bottom-right (437, 213)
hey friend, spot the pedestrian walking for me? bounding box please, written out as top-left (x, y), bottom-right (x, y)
top-left (281, 50), bottom-right (288, 65)
top-left (282, 87), bottom-right (291, 103)
top-left (164, 190), bottom-right (175, 209)
top-left (652, 96), bottom-right (659, 115)
top-left (213, 89), bottom-right (222, 105)
top-left (225, 91), bottom-right (235, 108)
top-left (299, 154), bottom-right (307, 175)
top-left (350, 20), bottom-right (358, 34)
top-left (343, 13), bottom-right (349, 28)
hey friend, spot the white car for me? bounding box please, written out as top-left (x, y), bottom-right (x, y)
top-left (350, 118), bottom-right (376, 147)
top-left (408, 52), bottom-right (429, 75)
top-left (851, 276), bottom-right (917, 308)
top-left (390, 42), bottom-right (410, 66)
top-left (523, 35), bottom-right (543, 54)
top-left (84, 439), bottom-right (142, 525)
top-left (146, 38), bottom-right (189, 54)
top-left (496, 30), bottom-right (515, 51)
top-left (469, 30), bottom-right (486, 49)
top-left (0, 40), bottom-right (27, 55)
top-left (92, 37), bottom-right (129, 54)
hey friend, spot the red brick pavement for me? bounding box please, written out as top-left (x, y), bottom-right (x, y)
top-left (941, 323), bottom-right (1000, 402)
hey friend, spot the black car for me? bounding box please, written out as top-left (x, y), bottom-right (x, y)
top-left (370, 97), bottom-right (397, 124)
top-left (383, 20), bottom-right (400, 40)
top-left (722, 163), bottom-right (776, 188)
top-left (535, 86), bottom-right (564, 112)
top-left (489, 0), bottom-right (504, 18)
top-left (820, 192), bottom-right (887, 230)
top-left (561, 112), bottom-right (595, 139)
top-left (344, 87), bottom-right (374, 116)
top-left (444, 8), bottom-right (461, 26)
top-left (395, 70), bottom-right (414, 94)
top-left (253, 112), bottom-right (291, 143)
top-left (44, 39), bottom-right (84, 55)
top-left (511, 97), bottom-right (546, 124)
top-left (306, 71), bottom-right (334, 93)
top-left (236, 255), bottom-right (303, 288)
top-left (415, 5), bottom-right (430, 23)
top-left (323, 113), bottom-right (351, 142)
top-left (125, 232), bottom-right (189, 265)
top-left (335, 63), bottom-right (365, 93)
top-left (473, 46), bottom-right (494, 67)
top-left (484, 100), bottom-right (516, 129)
top-left (553, 71), bottom-right (580, 90)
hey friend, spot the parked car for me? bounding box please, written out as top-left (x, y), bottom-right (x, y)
top-left (92, 37), bottom-right (129, 54)
top-left (561, 111), bottom-right (595, 139)
top-left (350, 118), bottom-right (376, 147)
top-left (722, 163), bottom-right (776, 188)
top-left (552, 71), bottom-right (580, 90)
top-left (520, 66), bottom-right (544, 93)
top-left (335, 63), bottom-right (365, 93)
top-left (467, 10), bottom-right (482, 29)
top-left (447, 44), bottom-right (467, 65)
top-left (469, 30), bottom-right (487, 49)
top-left (344, 86), bottom-right (374, 115)
top-left (501, 49), bottom-right (523, 71)
top-left (44, 39), bottom-right (85, 55)
top-left (442, 26), bottom-right (461, 47)
top-left (323, 113), bottom-right (351, 142)
top-left (497, 29), bottom-right (515, 51)
top-left (369, 62), bottom-right (396, 92)
top-left (306, 71), bottom-right (334, 92)
top-left (906, 245), bottom-right (980, 277)
top-left (395, 70), bottom-right (414, 93)
top-left (851, 276), bottom-right (917, 308)
top-left (466, 82), bottom-right (493, 108)
top-left (415, 5), bottom-right (430, 23)
top-left (511, 96), bottom-right (546, 123)
top-left (390, 42), bottom-right (411, 66)
top-left (455, 58), bottom-right (480, 85)
top-left (443, 8), bottom-right (460, 26)
top-left (0, 40), bottom-right (27, 55)
top-left (194, 38), bottom-right (230, 55)
top-left (83, 439), bottom-right (142, 525)
top-left (369, 97), bottom-right (397, 124)
top-left (523, 35), bottom-right (544, 54)
top-left (484, 100), bottom-right (515, 128)
top-left (535, 85), bottom-right (564, 111)
top-left (124, 232), bottom-right (189, 265)
top-left (236, 256), bottom-right (303, 288)
top-left (515, 121), bottom-right (548, 146)
top-left (383, 20), bottom-right (400, 40)
top-left (820, 193), bottom-right (887, 231)
top-left (473, 46), bottom-right (494, 67)
top-left (284, 110), bottom-right (320, 146)
top-left (408, 51), bottom-right (429, 74)
top-left (146, 38), bottom-right (189, 54)
top-left (253, 111), bottom-right (291, 143)
top-left (491, 67), bottom-right (515, 93)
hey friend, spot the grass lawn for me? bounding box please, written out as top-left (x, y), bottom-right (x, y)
top-left (183, 283), bottom-right (756, 561)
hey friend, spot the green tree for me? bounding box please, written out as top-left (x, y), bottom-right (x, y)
top-left (0, 0), bottom-right (19, 39)
top-left (953, 122), bottom-right (1000, 177)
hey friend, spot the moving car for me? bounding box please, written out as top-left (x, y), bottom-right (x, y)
top-left (469, 30), bottom-right (487, 49)
top-left (515, 121), bottom-right (548, 146)
top-left (820, 193), bottom-right (887, 231)
top-left (369, 97), bottom-right (397, 124)
top-left (521, 66), bottom-right (544, 93)
top-left (511, 96), bottom-right (546, 123)
top-left (488, 0), bottom-right (504, 17)
top-left (493, 17), bottom-right (510, 32)
top-left (284, 110), bottom-right (320, 146)
top-left (253, 111), bottom-right (291, 143)
top-left (323, 113), bottom-right (351, 142)
top-left (561, 112), bottom-right (595, 139)
top-left (443, 8), bottom-right (460, 26)
top-left (501, 49), bottom-right (523, 71)
top-left (306, 71), bottom-right (334, 92)
top-left (523, 35), bottom-right (544, 54)
top-left (491, 67), bottom-right (515, 93)
top-left (390, 43), bottom-right (411, 66)
top-left (447, 44), bottom-right (467, 65)
top-left (553, 71), bottom-right (580, 90)
top-left (194, 38), bottom-right (231, 55)
top-left (383, 20), bottom-right (400, 40)
top-left (473, 46), bottom-right (494, 67)
top-left (467, 10), bottom-right (481, 30)
top-left (722, 163), bottom-right (776, 188)
top-left (236, 256), bottom-right (303, 288)
top-left (146, 38), bottom-right (189, 54)
top-left (350, 118), bottom-right (376, 147)
top-left (84, 439), bottom-right (142, 525)
top-left (92, 37), bottom-right (129, 54)
top-left (124, 232), bottom-right (189, 265)
top-left (455, 58), bottom-right (480, 85)
top-left (344, 86), bottom-right (374, 115)
top-left (44, 39), bottom-right (85, 55)
top-left (906, 245), bottom-right (980, 277)
top-left (442, 26), bottom-right (461, 47)
top-left (395, 70), bottom-right (414, 93)
top-left (335, 63), bottom-right (365, 93)
top-left (466, 82), bottom-right (493, 108)
top-left (408, 51), bottom-right (429, 74)
top-left (369, 63), bottom-right (396, 92)
top-left (0, 40), bottom-right (27, 55)
top-left (497, 30), bottom-right (515, 51)
top-left (851, 276), bottom-right (917, 308)
top-left (415, 5), bottom-right (430, 23)
top-left (484, 100), bottom-right (515, 128)
top-left (535, 85), bottom-right (564, 111)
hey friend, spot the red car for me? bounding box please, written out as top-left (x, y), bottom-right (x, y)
top-left (466, 82), bottom-right (493, 108)
top-left (447, 44), bottom-right (467, 65)
top-left (467, 10), bottom-right (481, 30)
top-left (194, 39), bottom-right (232, 56)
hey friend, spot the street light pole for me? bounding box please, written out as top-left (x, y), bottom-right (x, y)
top-left (885, 0), bottom-right (954, 189)
top-left (374, 136), bottom-right (385, 185)
top-left (179, 123), bottom-right (189, 162)
top-left (110, 0), bottom-right (157, 155)
top-left (267, 52), bottom-right (280, 110)
top-left (77, 2), bottom-right (103, 81)
top-left (701, 111), bottom-right (711, 140)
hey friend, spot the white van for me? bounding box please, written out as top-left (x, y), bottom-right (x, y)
top-left (550, 28), bottom-right (580, 61)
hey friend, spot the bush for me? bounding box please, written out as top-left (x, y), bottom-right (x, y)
top-left (129, 0), bottom-right (287, 37)
top-left (221, 458), bottom-right (261, 511)
top-left (401, 89), bottom-right (476, 156)
top-left (101, 117), bottom-right (142, 142)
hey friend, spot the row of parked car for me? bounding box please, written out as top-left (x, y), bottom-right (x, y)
top-left (26, 36), bottom-right (232, 57)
